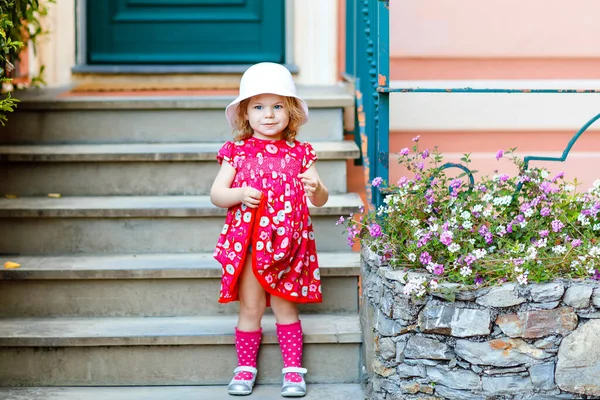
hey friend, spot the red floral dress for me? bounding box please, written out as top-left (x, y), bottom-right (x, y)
top-left (214, 137), bottom-right (322, 304)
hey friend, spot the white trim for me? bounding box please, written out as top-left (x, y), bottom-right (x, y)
top-left (285, 0), bottom-right (294, 65)
top-left (293, 0), bottom-right (338, 85)
top-left (390, 80), bottom-right (600, 131)
top-left (76, 0), bottom-right (86, 66)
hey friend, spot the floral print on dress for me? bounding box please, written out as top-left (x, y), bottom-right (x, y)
top-left (214, 137), bottom-right (322, 304)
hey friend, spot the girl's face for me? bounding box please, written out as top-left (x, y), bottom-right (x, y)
top-left (245, 93), bottom-right (289, 140)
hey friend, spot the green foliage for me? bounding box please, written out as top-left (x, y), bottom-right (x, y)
top-left (0, 0), bottom-right (52, 125)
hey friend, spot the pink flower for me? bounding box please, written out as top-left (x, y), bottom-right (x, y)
top-left (400, 147), bottom-right (410, 156)
top-left (412, 135), bottom-right (421, 142)
top-left (496, 150), bottom-right (504, 160)
top-left (368, 223), bottom-right (383, 238)
top-left (336, 216), bottom-right (345, 225)
top-left (371, 177), bottom-right (383, 187)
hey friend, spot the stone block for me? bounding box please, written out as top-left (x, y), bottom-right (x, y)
top-left (556, 319), bottom-right (600, 396)
top-left (454, 338), bottom-right (552, 367)
top-left (563, 285), bottom-right (593, 309)
top-left (495, 307), bottom-right (578, 338)
top-left (418, 303), bottom-right (491, 337)
top-left (404, 335), bottom-right (454, 360)
top-left (529, 361), bottom-right (556, 390)
top-left (475, 284), bottom-right (526, 308)
top-left (426, 366), bottom-right (481, 390)
top-left (482, 375), bottom-right (532, 394)
top-left (529, 282), bottom-right (565, 302)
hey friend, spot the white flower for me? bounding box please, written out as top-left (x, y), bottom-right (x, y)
top-left (552, 245), bottom-right (567, 255)
top-left (468, 238), bottom-right (476, 245)
top-left (429, 223), bottom-right (439, 232)
top-left (460, 266), bottom-right (472, 277)
top-left (517, 271), bottom-right (529, 285)
top-left (524, 208), bottom-right (535, 218)
top-left (496, 225), bottom-right (507, 236)
top-left (474, 248), bottom-right (487, 259)
top-left (590, 246), bottom-right (600, 257)
top-left (493, 195), bottom-right (512, 207)
top-left (472, 204), bottom-right (484, 213)
top-left (461, 211), bottom-right (471, 220)
top-left (536, 238), bottom-right (548, 248)
top-left (403, 276), bottom-right (427, 297)
top-left (578, 214), bottom-right (590, 226)
top-left (410, 219), bottom-right (420, 227)
top-left (483, 209), bottom-right (493, 218)
top-left (594, 179), bottom-right (600, 189)
top-left (565, 185), bottom-right (575, 192)
top-left (407, 253), bottom-right (417, 262)
top-left (520, 221), bottom-right (528, 229)
top-left (594, 223), bottom-right (600, 231)
top-left (448, 243), bottom-right (461, 253)
top-left (540, 170), bottom-right (550, 179)
top-left (462, 221), bottom-right (473, 229)
top-left (482, 194), bottom-right (493, 202)
top-left (429, 279), bottom-right (439, 290)
top-left (525, 246), bottom-right (538, 260)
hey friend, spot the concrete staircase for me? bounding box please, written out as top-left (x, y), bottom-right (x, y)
top-left (0, 86), bottom-right (365, 399)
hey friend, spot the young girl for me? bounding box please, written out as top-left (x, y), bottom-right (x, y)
top-left (210, 62), bottom-right (329, 397)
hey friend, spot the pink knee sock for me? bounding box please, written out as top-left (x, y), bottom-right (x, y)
top-left (233, 328), bottom-right (262, 380)
top-left (276, 321), bottom-right (304, 383)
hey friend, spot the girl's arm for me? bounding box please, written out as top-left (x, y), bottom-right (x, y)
top-left (210, 162), bottom-right (262, 209)
top-left (298, 164), bottom-right (329, 207)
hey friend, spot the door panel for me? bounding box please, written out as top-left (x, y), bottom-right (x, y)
top-left (87, 0), bottom-right (285, 64)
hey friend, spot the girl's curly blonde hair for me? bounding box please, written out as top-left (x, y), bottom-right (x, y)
top-left (232, 96), bottom-right (305, 142)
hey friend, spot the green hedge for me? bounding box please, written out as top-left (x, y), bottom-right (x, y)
top-left (0, 0), bottom-right (51, 125)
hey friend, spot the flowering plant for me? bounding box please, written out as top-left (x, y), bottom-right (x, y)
top-left (341, 136), bottom-right (600, 297)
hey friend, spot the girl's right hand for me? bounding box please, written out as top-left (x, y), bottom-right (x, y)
top-left (240, 187), bottom-right (262, 208)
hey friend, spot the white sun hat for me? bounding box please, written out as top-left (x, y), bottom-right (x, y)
top-left (225, 62), bottom-right (309, 129)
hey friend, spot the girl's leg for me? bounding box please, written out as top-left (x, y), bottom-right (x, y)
top-left (271, 296), bottom-right (306, 391)
top-left (231, 255), bottom-right (266, 384)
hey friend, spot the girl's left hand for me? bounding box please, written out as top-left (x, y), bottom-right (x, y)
top-left (298, 172), bottom-right (321, 200)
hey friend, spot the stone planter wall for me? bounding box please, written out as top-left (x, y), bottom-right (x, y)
top-left (360, 249), bottom-right (600, 400)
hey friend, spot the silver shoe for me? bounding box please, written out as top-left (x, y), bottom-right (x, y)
top-left (281, 367), bottom-right (308, 397)
top-left (227, 366), bottom-right (258, 396)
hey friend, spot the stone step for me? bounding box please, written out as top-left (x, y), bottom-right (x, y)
top-left (2, 85), bottom-right (353, 144)
top-left (0, 141), bottom-right (359, 196)
top-left (0, 194), bottom-right (361, 254)
top-left (0, 314), bottom-right (362, 386)
top-left (0, 384), bottom-right (365, 400)
top-left (0, 252), bottom-right (360, 317)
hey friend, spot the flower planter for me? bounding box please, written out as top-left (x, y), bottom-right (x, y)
top-left (360, 248), bottom-right (600, 400)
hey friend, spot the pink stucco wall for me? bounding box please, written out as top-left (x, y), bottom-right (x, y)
top-left (390, 0), bottom-right (600, 58)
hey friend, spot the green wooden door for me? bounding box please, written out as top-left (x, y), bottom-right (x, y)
top-left (87, 0), bottom-right (285, 64)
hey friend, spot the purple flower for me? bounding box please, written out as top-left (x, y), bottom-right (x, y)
top-left (359, 205), bottom-right (365, 213)
top-left (440, 231), bottom-right (453, 246)
top-left (520, 203), bottom-right (531, 213)
top-left (371, 177), bottom-right (383, 187)
top-left (552, 171), bottom-right (565, 182)
top-left (400, 147), bottom-right (410, 156)
top-left (415, 162), bottom-right (424, 171)
top-left (496, 150), bottom-right (504, 160)
top-left (551, 219), bottom-right (565, 233)
top-left (571, 239), bottom-right (582, 247)
top-left (414, 173), bottom-right (422, 181)
top-left (593, 269), bottom-right (600, 281)
top-left (450, 179), bottom-right (463, 189)
top-left (478, 225), bottom-right (489, 236)
top-left (464, 255), bottom-right (476, 266)
top-left (539, 230), bottom-right (549, 237)
top-left (540, 207), bottom-right (551, 217)
top-left (412, 135), bottom-right (420, 142)
top-left (498, 174), bottom-right (510, 182)
top-left (368, 223), bottom-right (383, 238)
top-left (336, 216), bottom-right (345, 225)
top-left (506, 222), bottom-right (514, 233)
top-left (421, 149), bottom-right (429, 159)
top-left (420, 251), bottom-right (432, 265)
top-left (474, 276), bottom-right (484, 286)
top-left (432, 263), bottom-right (445, 275)
top-left (484, 232), bottom-right (493, 245)
top-left (417, 232), bottom-right (433, 248)
top-left (397, 176), bottom-right (408, 187)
